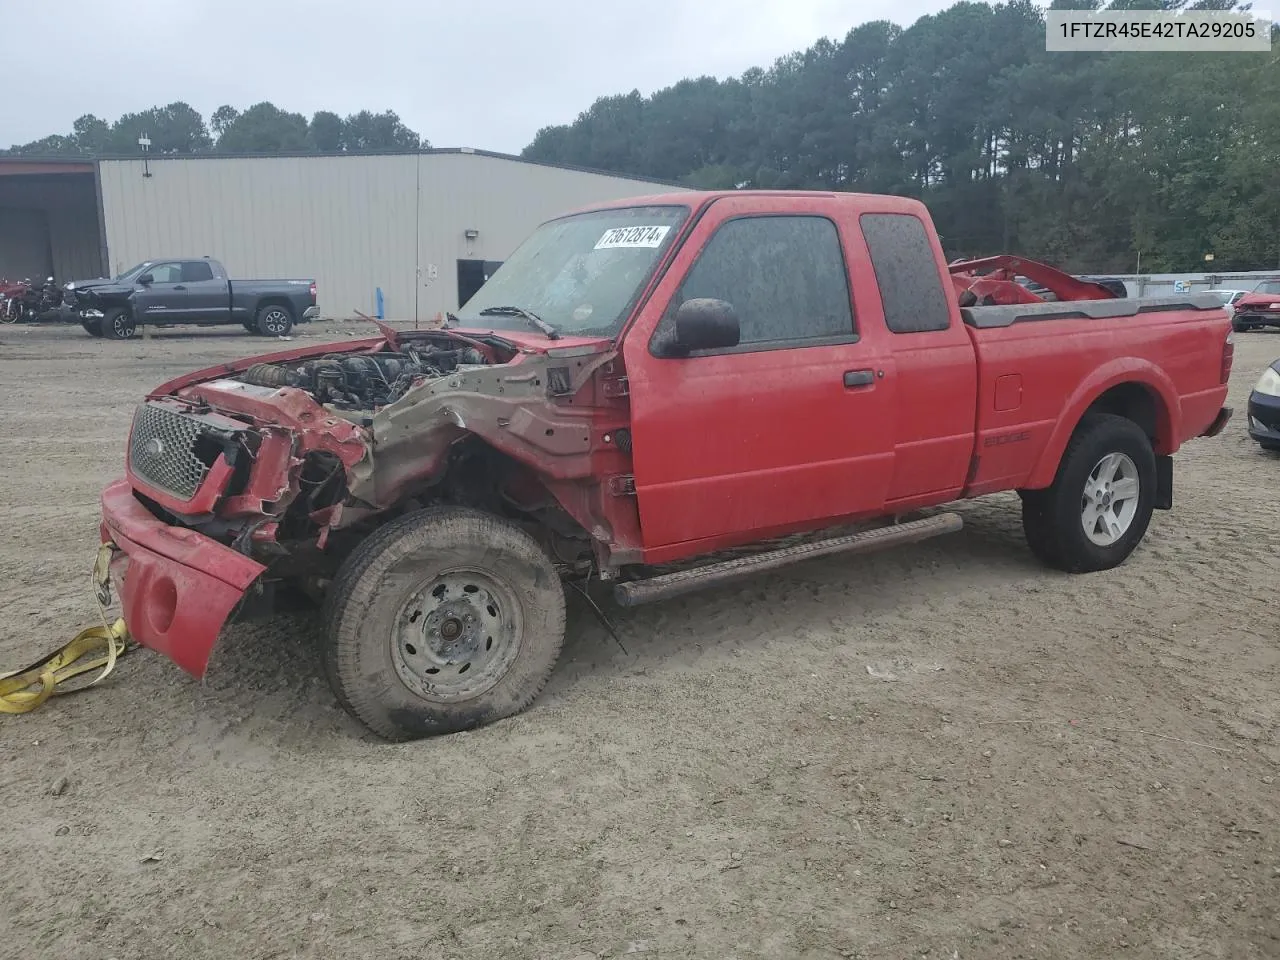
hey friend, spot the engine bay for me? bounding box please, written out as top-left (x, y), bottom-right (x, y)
top-left (235, 341), bottom-right (489, 412)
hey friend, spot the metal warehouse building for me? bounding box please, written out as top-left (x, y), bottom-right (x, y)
top-left (0, 150), bottom-right (686, 322)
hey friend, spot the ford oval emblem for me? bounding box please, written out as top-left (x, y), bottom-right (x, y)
top-left (143, 437), bottom-right (165, 458)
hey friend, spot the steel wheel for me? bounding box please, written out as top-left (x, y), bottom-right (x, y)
top-left (391, 569), bottom-right (523, 703)
top-left (1080, 452), bottom-right (1140, 546)
top-left (322, 506), bottom-right (566, 740)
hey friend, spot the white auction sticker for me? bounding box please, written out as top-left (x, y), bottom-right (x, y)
top-left (594, 225), bottom-right (671, 250)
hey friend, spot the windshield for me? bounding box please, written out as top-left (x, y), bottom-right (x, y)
top-left (1254, 280), bottom-right (1280, 295)
top-left (115, 262), bottom-right (153, 282)
top-left (454, 205), bottom-right (689, 336)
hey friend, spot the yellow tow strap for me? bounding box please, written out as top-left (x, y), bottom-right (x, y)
top-left (0, 543), bottom-right (133, 715)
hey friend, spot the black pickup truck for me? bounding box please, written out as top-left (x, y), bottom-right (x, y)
top-left (65, 257), bottom-right (318, 340)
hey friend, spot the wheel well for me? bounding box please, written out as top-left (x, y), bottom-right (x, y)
top-left (1082, 382), bottom-right (1165, 449)
top-left (256, 298), bottom-right (294, 317)
top-left (418, 439), bottom-right (595, 570)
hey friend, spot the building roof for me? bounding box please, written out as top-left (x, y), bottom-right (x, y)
top-left (0, 147), bottom-right (687, 189)
top-left (0, 158), bottom-right (94, 176)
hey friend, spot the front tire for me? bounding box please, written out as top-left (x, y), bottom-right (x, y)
top-left (104, 307), bottom-right (136, 340)
top-left (255, 303), bottom-right (293, 336)
top-left (321, 506), bottom-right (567, 741)
top-left (1020, 413), bottom-right (1156, 573)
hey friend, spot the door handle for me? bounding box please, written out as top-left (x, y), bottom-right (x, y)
top-left (843, 369), bottom-right (876, 388)
top-left (174, 285), bottom-right (187, 290)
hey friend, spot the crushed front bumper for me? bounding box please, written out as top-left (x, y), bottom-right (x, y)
top-left (100, 479), bottom-right (265, 677)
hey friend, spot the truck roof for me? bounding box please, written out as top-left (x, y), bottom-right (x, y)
top-left (561, 189), bottom-right (928, 220)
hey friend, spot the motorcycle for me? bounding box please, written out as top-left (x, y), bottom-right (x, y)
top-left (0, 279), bottom-right (31, 324)
top-left (35, 276), bottom-right (63, 314)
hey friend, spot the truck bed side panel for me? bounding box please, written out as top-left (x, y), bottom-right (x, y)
top-left (963, 302), bottom-right (1229, 495)
top-left (229, 280), bottom-right (315, 322)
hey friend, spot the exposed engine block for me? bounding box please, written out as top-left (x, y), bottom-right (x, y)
top-left (238, 344), bottom-right (487, 411)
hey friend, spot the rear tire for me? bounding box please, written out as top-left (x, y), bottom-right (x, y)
top-left (255, 303), bottom-right (293, 336)
top-left (1020, 413), bottom-right (1156, 573)
top-left (81, 318), bottom-right (104, 337)
top-left (321, 506), bottom-right (567, 741)
top-left (104, 307), bottom-right (135, 340)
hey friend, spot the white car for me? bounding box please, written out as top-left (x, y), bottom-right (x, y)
top-left (1213, 289), bottom-right (1251, 317)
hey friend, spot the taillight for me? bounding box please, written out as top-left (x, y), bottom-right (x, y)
top-left (309, 281), bottom-right (317, 301)
top-left (1221, 331), bottom-right (1234, 384)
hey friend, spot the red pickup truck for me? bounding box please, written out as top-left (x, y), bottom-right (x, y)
top-left (98, 190), bottom-right (1233, 740)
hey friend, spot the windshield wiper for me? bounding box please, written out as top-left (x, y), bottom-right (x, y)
top-left (478, 305), bottom-right (561, 340)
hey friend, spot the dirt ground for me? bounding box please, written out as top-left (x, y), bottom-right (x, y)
top-left (1, 319), bottom-right (1278, 960)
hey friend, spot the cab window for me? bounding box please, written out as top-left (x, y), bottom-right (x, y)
top-left (654, 214), bottom-right (855, 354)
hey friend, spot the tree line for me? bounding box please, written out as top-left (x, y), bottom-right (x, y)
top-left (523, 0), bottom-right (1280, 273)
top-left (4, 102), bottom-right (426, 157)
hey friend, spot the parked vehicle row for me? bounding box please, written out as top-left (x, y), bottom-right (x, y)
top-left (66, 257), bottom-right (319, 339)
top-left (95, 189), bottom-right (1234, 742)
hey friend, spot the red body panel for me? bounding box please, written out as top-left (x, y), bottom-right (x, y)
top-left (949, 255), bottom-right (1122, 305)
top-left (961, 307), bottom-right (1230, 493)
top-left (101, 479), bottom-right (264, 677)
top-left (623, 194), bottom-right (898, 554)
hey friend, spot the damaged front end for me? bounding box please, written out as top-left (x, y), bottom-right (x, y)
top-left (104, 326), bottom-right (631, 676)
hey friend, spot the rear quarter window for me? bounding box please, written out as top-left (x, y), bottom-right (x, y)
top-left (182, 261), bottom-right (215, 282)
top-left (859, 213), bottom-right (952, 334)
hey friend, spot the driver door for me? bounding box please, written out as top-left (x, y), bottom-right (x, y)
top-left (132, 262), bottom-right (188, 322)
top-left (621, 196), bottom-right (897, 556)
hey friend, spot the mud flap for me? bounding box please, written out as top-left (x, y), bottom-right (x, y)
top-left (1154, 455), bottom-right (1173, 511)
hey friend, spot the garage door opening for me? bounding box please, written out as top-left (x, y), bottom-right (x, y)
top-left (457, 258), bottom-right (504, 308)
top-left (0, 160), bottom-right (105, 288)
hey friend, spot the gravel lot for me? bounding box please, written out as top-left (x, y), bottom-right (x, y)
top-left (2, 320), bottom-right (1278, 960)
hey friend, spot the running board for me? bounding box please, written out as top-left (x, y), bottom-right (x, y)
top-left (612, 512), bottom-right (964, 608)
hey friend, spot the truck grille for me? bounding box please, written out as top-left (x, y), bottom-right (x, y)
top-left (129, 403), bottom-right (215, 500)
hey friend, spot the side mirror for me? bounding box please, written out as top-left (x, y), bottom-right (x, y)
top-left (138, 273), bottom-right (153, 286)
top-left (664, 298), bottom-right (740, 356)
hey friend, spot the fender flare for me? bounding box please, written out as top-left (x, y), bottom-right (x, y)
top-left (1024, 357), bottom-right (1181, 490)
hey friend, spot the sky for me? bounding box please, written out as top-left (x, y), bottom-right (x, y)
top-left (6, 0), bottom-right (954, 154)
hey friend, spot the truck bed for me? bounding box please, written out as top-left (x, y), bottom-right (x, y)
top-left (961, 293), bottom-right (1230, 497)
